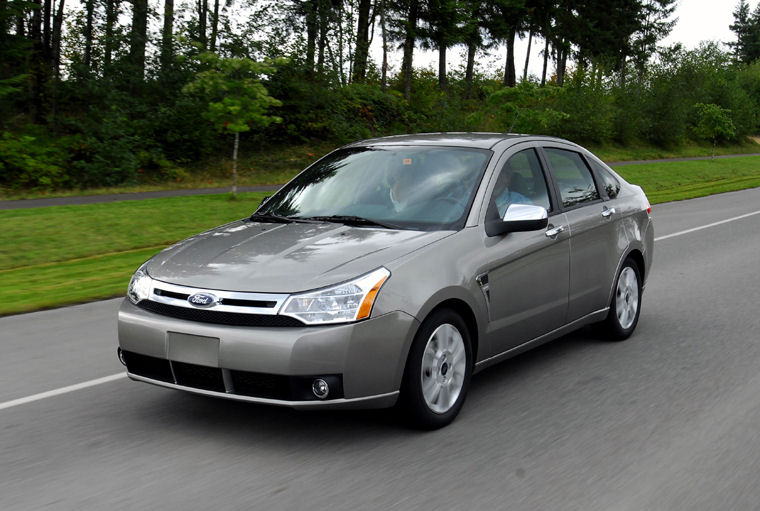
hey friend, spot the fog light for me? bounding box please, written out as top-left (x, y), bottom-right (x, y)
top-left (312, 378), bottom-right (329, 399)
top-left (117, 347), bottom-right (127, 366)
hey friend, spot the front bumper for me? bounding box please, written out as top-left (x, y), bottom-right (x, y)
top-left (117, 299), bottom-right (419, 409)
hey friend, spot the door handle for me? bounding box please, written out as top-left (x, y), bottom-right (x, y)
top-left (545, 225), bottom-right (566, 238)
top-left (601, 207), bottom-right (616, 218)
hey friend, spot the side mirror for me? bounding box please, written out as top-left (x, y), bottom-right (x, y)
top-left (486, 204), bottom-right (548, 236)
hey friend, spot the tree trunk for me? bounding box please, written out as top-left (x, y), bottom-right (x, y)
top-left (29, 0), bottom-right (43, 121)
top-left (129, 0), bottom-right (148, 87)
top-left (161, 0), bottom-right (174, 71)
top-left (522, 29), bottom-right (532, 82)
top-left (317, 1), bottom-right (329, 75)
top-left (401, 0), bottom-right (418, 102)
top-left (104, 0), bottom-right (118, 72)
top-left (232, 132), bottom-right (239, 197)
top-left (84, 0), bottom-right (94, 70)
top-left (465, 38), bottom-right (476, 97)
top-left (380, 0), bottom-right (388, 90)
top-left (209, 0), bottom-right (219, 51)
top-left (197, 0), bottom-right (207, 49)
top-left (438, 39), bottom-right (447, 91)
top-left (503, 25), bottom-right (516, 87)
top-left (305, 0), bottom-right (317, 76)
top-left (49, 0), bottom-right (64, 131)
top-left (541, 37), bottom-right (549, 85)
top-left (556, 45), bottom-right (567, 86)
top-left (43, 0), bottom-right (51, 54)
top-left (352, 0), bottom-right (371, 82)
top-left (52, 0), bottom-right (64, 77)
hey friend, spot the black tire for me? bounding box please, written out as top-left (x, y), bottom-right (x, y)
top-left (398, 308), bottom-right (473, 430)
top-left (599, 257), bottom-right (642, 341)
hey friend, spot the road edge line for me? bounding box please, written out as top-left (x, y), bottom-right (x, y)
top-left (0, 373), bottom-right (126, 411)
top-left (655, 210), bottom-right (760, 242)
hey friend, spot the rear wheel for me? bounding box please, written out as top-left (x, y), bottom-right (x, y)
top-left (599, 257), bottom-right (642, 341)
top-left (399, 308), bottom-right (472, 429)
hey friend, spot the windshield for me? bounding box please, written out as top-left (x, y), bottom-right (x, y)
top-left (256, 146), bottom-right (492, 231)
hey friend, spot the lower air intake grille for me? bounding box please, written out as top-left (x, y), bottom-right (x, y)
top-left (172, 361), bottom-right (225, 392)
top-left (136, 300), bottom-right (305, 327)
top-left (122, 351), bottom-right (173, 383)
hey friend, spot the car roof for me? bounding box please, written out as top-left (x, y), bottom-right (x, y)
top-left (344, 132), bottom-right (573, 150)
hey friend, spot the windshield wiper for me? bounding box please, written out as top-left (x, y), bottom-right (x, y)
top-left (299, 215), bottom-right (402, 229)
top-left (250, 213), bottom-right (324, 224)
top-left (248, 213), bottom-right (296, 223)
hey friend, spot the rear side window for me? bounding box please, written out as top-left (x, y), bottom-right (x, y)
top-left (544, 148), bottom-right (600, 208)
top-left (593, 162), bottom-right (621, 199)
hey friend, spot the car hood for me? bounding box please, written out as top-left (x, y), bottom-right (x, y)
top-left (145, 219), bottom-right (452, 293)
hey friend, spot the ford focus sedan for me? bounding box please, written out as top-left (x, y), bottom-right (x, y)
top-left (117, 133), bottom-right (654, 429)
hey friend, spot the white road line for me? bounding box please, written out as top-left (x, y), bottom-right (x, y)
top-left (0, 373), bottom-right (126, 411)
top-left (655, 210), bottom-right (760, 242)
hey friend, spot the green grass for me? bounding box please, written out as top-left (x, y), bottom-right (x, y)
top-left (2, 155), bottom-right (760, 316)
top-left (0, 192), bottom-right (268, 315)
top-left (589, 139), bottom-right (760, 162)
top-left (612, 155), bottom-right (760, 203)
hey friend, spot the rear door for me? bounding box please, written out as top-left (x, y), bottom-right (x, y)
top-left (540, 145), bottom-right (622, 322)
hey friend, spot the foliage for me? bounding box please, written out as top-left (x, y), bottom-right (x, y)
top-left (2, 0), bottom-right (760, 193)
top-left (183, 52), bottom-right (283, 134)
top-left (0, 132), bottom-right (70, 190)
top-left (692, 103), bottom-right (737, 157)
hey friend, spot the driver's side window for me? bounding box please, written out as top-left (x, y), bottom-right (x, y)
top-left (490, 149), bottom-right (551, 218)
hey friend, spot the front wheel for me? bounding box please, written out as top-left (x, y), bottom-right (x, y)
top-left (398, 308), bottom-right (472, 430)
top-left (599, 257), bottom-right (642, 341)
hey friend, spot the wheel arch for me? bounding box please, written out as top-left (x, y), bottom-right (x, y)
top-left (419, 298), bottom-right (480, 364)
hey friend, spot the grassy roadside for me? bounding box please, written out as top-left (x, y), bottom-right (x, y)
top-left (2, 156), bottom-right (760, 316)
top-left (611, 156), bottom-right (760, 203)
top-left (0, 192), bottom-right (269, 315)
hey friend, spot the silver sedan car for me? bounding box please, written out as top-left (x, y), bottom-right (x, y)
top-left (118, 133), bottom-right (653, 429)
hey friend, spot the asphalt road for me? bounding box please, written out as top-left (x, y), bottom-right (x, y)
top-left (2, 187), bottom-right (760, 510)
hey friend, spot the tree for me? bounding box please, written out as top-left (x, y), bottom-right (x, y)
top-left (729, 0), bottom-right (760, 65)
top-left (183, 53), bottom-right (282, 196)
top-left (128, 0), bottom-right (148, 86)
top-left (352, 0), bottom-right (373, 82)
top-left (692, 103), bottom-right (736, 159)
top-left (386, 0), bottom-right (420, 100)
top-left (161, 0), bottom-right (175, 71)
top-left (629, 0), bottom-right (677, 80)
top-left (486, 0), bottom-right (527, 87)
top-left (419, 0), bottom-right (461, 91)
top-left (461, 0), bottom-right (487, 94)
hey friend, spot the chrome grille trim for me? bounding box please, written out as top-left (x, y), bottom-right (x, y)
top-left (147, 279), bottom-right (289, 315)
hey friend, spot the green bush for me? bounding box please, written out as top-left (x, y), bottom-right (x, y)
top-left (0, 131), bottom-right (70, 190)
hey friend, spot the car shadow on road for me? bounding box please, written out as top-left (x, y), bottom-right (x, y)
top-left (128, 327), bottom-right (611, 445)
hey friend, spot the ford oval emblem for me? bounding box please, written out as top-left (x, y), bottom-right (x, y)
top-left (187, 292), bottom-right (218, 308)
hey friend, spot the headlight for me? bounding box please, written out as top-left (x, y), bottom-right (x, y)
top-left (127, 265), bottom-right (153, 304)
top-left (281, 267), bottom-right (390, 325)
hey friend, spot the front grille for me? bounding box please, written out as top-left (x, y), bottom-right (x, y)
top-left (136, 300), bottom-right (305, 327)
top-left (123, 351), bottom-right (344, 401)
top-left (173, 361), bottom-right (225, 392)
